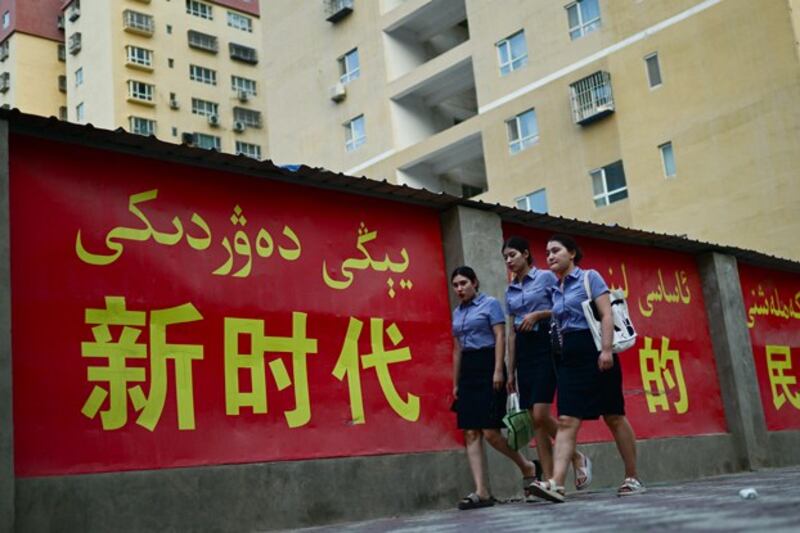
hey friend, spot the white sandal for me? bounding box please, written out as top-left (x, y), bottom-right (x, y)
top-left (617, 477), bottom-right (646, 497)
top-left (575, 453), bottom-right (593, 491)
top-left (528, 479), bottom-right (566, 503)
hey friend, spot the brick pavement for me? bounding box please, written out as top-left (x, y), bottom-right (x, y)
top-left (289, 466), bottom-right (800, 532)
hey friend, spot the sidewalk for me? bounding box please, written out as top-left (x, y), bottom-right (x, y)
top-left (289, 466), bottom-right (800, 532)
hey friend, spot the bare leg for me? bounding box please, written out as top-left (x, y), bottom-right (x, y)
top-left (482, 429), bottom-right (537, 478)
top-left (603, 415), bottom-right (638, 478)
top-left (531, 404), bottom-right (556, 478)
top-left (464, 430), bottom-right (490, 498)
top-left (551, 416), bottom-right (582, 487)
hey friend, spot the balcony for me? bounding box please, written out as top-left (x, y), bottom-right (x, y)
top-left (68, 32), bottom-right (82, 54)
top-left (570, 71), bottom-right (615, 125)
top-left (123, 10), bottom-right (155, 36)
top-left (229, 43), bottom-right (257, 64)
top-left (188, 30), bottom-right (218, 53)
top-left (0, 73), bottom-right (9, 93)
top-left (325, 0), bottom-right (354, 23)
top-left (383, 0), bottom-right (468, 80)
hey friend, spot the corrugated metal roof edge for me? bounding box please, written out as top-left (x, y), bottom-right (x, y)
top-left (3, 108), bottom-right (798, 274)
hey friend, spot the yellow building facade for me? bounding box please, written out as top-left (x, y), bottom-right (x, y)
top-left (263, 0), bottom-right (800, 261)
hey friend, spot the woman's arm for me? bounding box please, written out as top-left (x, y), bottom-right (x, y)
top-left (492, 323), bottom-right (505, 391)
top-left (506, 318), bottom-right (517, 392)
top-left (594, 292), bottom-right (614, 370)
top-left (452, 337), bottom-right (462, 398)
top-left (518, 309), bottom-right (552, 331)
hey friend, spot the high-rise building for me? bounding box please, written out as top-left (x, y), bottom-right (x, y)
top-left (262, 0), bottom-right (800, 261)
top-left (0, 0), bottom-right (267, 158)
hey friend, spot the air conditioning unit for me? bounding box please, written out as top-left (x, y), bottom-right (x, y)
top-left (169, 99), bottom-right (180, 110)
top-left (237, 90), bottom-right (250, 102)
top-left (207, 114), bottom-right (220, 127)
top-left (233, 121), bottom-right (246, 133)
top-left (57, 15), bottom-right (65, 30)
top-left (330, 82), bottom-right (346, 103)
top-left (181, 132), bottom-right (195, 145)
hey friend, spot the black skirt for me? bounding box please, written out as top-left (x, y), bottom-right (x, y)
top-left (556, 329), bottom-right (625, 420)
top-left (515, 325), bottom-right (557, 408)
top-left (457, 347), bottom-right (506, 429)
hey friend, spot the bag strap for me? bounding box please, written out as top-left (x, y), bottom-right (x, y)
top-left (583, 269), bottom-right (593, 301)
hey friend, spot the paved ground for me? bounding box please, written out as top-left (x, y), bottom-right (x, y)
top-left (291, 466), bottom-right (800, 532)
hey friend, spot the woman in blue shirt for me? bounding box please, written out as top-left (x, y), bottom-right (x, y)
top-left (503, 236), bottom-right (592, 492)
top-left (529, 235), bottom-right (645, 503)
top-left (451, 266), bottom-right (540, 510)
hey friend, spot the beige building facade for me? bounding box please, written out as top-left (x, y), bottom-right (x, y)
top-left (263, 0), bottom-right (800, 261)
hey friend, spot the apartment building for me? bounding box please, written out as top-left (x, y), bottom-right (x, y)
top-left (263, 0), bottom-right (800, 261)
top-left (1, 0), bottom-right (267, 159)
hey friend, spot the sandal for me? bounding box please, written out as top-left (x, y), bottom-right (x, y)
top-left (457, 492), bottom-right (496, 510)
top-left (617, 477), bottom-right (646, 497)
top-left (522, 459), bottom-right (543, 500)
top-left (527, 479), bottom-right (565, 503)
top-left (574, 453), bottom-right (593, 491)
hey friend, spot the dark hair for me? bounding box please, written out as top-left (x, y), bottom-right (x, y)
top-left (547, 234), bottom-right (583, 264)
top-left (451, 265), bottom-right (479, 290)
top-left (502, 235), bottom-right (533, 265)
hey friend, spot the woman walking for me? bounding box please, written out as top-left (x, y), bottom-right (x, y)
top-left (529, 235), bottom-right (645, 503)
top-left (450, 266), bottom-right (540, 510)
top-left (503, 236), bottom-right (592, 491)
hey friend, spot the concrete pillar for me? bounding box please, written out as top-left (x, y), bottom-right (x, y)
top-left (440, 206), bottom-right (522, 498)
top-left (697, 252), bottom-right (769, 470)
top-left (0, 118), bottom-right (14, 532)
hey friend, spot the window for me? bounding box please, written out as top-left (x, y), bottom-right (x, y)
top-left (0, 41), bottom-right (9, 62)
top-left (506, 109), bottom-right (539, 154)
top-left (569, 71), bottom-right (614, 124)
top-left (3, 11), bottom-right (9, 29)
top-left (233, 107), bottom-right (261, 128)
top-left (168, 58), bottom-right (174, 68)
top-left (171, 127), bottom-right (177, 137)
top-left (59, 106), bottom-right (68, 121)
top-left (129, 116), bottom-right (156, 136)
top-left (166, 24), bottom-right (172, 34)
top-left (227, 11), bottom-right (252, 32)
top-left (566, 0), bottom-right (601, 40)
top-left (57, 43), bottom-right (66, 61)
top-left (76, 102), bottom-right (85, 121)
top-left (188, 30), bottom-right (218, 53)
top-left (516, 189), bottom-right (548, 214)
top-left (75, 67), bottom-right (83, 87)
top-left (186, 0), bottom-right (213, 20)
top-left (590, 160), bottom-right (628, 207)
top-left (126, 45), bottom-right (152, 67)
top-left (235, 141), bottom-right (261, 159)
top-left (127, 80), bottom-right (154, 102)
top-left (123, 10), bottom-right (155, 35)
top-left (229, 43), bottom-right (257, 64)
top-left (659, 142), bottom-right (676, 178)
top-left (496, 30), bottom-right (527, 76)
top-left (231, 75), bottom-right (257, 95)
top-left (345, 115), bottom-right (366, 151)
top-left (69, 32), bottom-right (81, 54)
top-left (191, 97), bottom-right (218, 117)
top-left (189, 64), bottom-right (216, 85)
top-left (0, 72), bottom-right (10, 92)
top-left (645, 52), bottom-right (662, 88)
top-left (338, 48), bottom-right (360, 84)
top-left (194, 133), bottom-right (220, 150)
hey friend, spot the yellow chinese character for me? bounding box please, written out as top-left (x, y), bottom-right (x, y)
top-left (766, 345), bottom-right (800, 410)
top-left (224, 312), bottom-right (318, 428)
top-left (333, 318), bottom-right (420, 423)
top-left (81, 297), bottom-right (204, 431)
top-left (639, 336), bottom-right (688, 414)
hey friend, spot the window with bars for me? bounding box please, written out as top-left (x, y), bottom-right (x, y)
top-left (123, 10), bottom-right (155, 35)
top-left (186, 0), bottom-right (213, 20)
top-left (345, 115), bottom-right (365, 152)
top-left (0, 41), bottom-right (8, 62)
top-left (194, 133), bottom-right (220, 150)
top-left (231, 75), bottom-right (257, 95)
top-left (566, 0), bottom-right (600, 40)
top-left (338, 48), bottom-right (360, 84)
top-left (235, 141), bottom-right (261, 159)
top-left (506, 109), bottom-right (539, 154)
top-left (126, 46), bottom-right (153, 68)
top-left (128, 80), bottom-right (154, 102)
top-left (496, 30), bottom-right (527, 76)
top-left (129, 116), bottom-right (156, 136)
top-left (233, 107), bottom-right (262, 128)
top-left (191, 98), bottom-right (218, 117)
top-left (227, 11), bottom-right (252, 32)
top-left (591, 160), bottom-right (628, 207)
top-left (188, 30), bottom-right (218, 53)
top-left (516, 188), bottom-right (548, 214)
top-left (569, 71), bottom-right (614, 125)
top-left (229, 43), bottom-right (257, 64)
top-left (189, 64), bottom-right (216, 85)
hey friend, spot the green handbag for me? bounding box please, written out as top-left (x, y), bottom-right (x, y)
top-left (503, 392), bottom-right (533, 451)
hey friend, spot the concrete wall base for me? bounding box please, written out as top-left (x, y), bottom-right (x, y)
top-left (15, 433), bottom-right (747, 532)
top-left (767, 430), bottom-right (800, 467)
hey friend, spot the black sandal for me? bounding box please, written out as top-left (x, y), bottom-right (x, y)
top-left (457, 492), bottom-right (496, 510)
